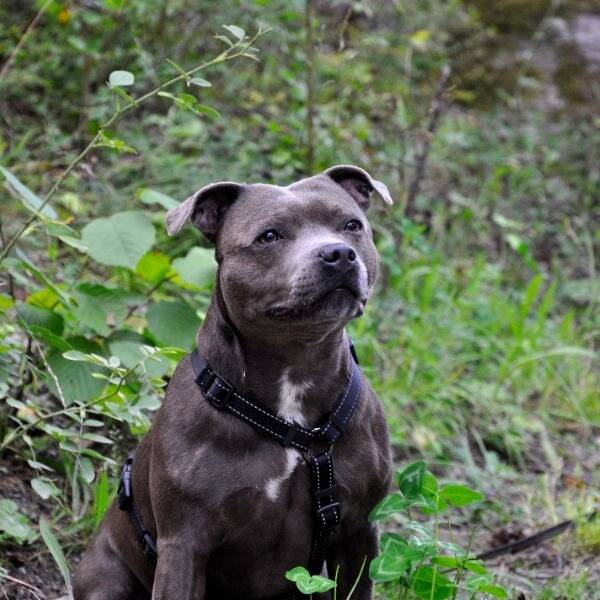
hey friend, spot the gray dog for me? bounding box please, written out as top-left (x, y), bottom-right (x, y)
top-left (73, 165), bottom-right (393, 600)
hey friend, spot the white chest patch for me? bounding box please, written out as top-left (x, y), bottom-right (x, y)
top-left (264, 448), bottom-right (302, 501)
top-left (277, 368), bottom-right (311, 426)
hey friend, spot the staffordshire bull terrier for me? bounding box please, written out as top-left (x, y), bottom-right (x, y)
top-left (73, 165), bottom-right (394, 600)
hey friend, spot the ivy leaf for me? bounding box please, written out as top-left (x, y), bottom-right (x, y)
top-left (285, 566), bottom-right (336, 594)
top-left (369, 552), bottom-right (410, 583)
top-left (108, 70), bottom-right (134, 86)
top-left (412, 566), bottom-right (456, 600)
top-left (439, 484), bottom-right (484, 507)
top-left (369, 492), bottom-right (408, 521)
top-left (0, 166), bottom-right (57, 219)
top-left (81, 211), bottom-right (155, 270)
top-left (396, 461), bottom-right (427, 498)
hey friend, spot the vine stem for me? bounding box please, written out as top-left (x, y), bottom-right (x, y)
top-left (0, 27), bottom-right (266, 264)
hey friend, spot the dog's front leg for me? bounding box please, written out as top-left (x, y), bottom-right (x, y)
top-left (151, 539), bottom-right (208, 600)
top-left (326, 523), bottom-right (378, 600)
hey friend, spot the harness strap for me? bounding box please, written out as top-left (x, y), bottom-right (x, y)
top-left (118, 342), bottom-right (362, 580)
top-left (117, 456), bottom-right (157, 561)
top-left (191, 344), bottom-right (361, 575)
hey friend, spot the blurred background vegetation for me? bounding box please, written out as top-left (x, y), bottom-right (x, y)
top-left (0, 0), bottom-right (598, 598)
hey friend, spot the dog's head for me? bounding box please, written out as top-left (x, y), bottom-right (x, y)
top-left (166, 165), bottom-right (392, 342)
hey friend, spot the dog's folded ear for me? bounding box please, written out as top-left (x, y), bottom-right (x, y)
top-left (166, 182), bottom-right (244, 241)
top-left (324, 165), bottom-right (393, 210)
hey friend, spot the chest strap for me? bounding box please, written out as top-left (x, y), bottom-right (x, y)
top-left (118, 344), bottom-right (362, 578)
top-left (191, 345), bottom-right (362, 575)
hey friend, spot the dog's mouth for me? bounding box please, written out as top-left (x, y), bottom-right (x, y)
top-left (265, 282), bottom-right (366, 321)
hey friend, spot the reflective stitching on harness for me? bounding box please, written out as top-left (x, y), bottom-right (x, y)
top-left (204, 367), bottom-right (292, 427)
top-left (205, 371), bottom-right (310, 451)
top-left (192, 348), bottom-right (360, 575)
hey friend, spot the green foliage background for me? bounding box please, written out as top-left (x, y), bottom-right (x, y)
top-left (0, 0), bottom-right (598, 598)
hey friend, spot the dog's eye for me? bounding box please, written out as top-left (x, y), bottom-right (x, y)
top-left (344, 219), bottom-right (363, 233)
top-left (256, 229), bottom-right (282, 244)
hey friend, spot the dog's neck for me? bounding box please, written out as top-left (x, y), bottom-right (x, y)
top-left (196, 293), bottom-right (352, 427)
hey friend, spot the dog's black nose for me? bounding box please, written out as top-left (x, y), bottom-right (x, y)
top-left (319, 243), bottom-right (357, 273)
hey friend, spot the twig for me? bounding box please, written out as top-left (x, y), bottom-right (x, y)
top-left (0, 0), bottom-right (52, 82)
top-left (0, 27), bottom-right (266, 264)
top-left (477, 510), bottom-right (598, 561)
top-left (305, 0), bottom-right (316, 173)
top-left (404, 65), bottom-right (451, 218)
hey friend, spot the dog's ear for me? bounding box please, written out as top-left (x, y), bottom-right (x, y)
top-left (166, 182), bottom-right (244, 242)
top-left (324, 164), bottom-right (393, 210)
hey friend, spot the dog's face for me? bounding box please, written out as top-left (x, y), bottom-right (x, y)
top-left (167, 166), bottom-right (392, 343)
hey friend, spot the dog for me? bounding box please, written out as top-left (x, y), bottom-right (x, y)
top-left (73, 165), bottom-right (394, 600)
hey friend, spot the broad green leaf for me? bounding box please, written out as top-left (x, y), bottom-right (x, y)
top-left (29, 325), bottom-right (72, 351)
top-left (146, 300), bottom-right (200, 349)
top-left (380, 532), bottom-right (409, 555)
top-left (72, 283), bottom-right (139, 336)
top-left (108, 69), bottom-right (134, 86)
top-left (15, 302), bottom-right (64, 335)
top-left (172, 246), bottom-right (216, 287)
top-left (439, 484), bottom-right (484, 507)
top-left (0, 499), bottom-right (34, 542)
top-left (223, 25), bottom-right (245, 40)
top-left (47, 338), bottom-right (106, 404)
top-left (139, 188), bottom-right (179, 210)
top-left (369, 492), bottom-right (408, 521)
top-left (369, 552), bottom-right (409, 583)
top-left (81, 211), bottom-right (155, 270)
top-left (137, 251), bottom-right (171, 283)
top-left (0, 166), bottom-right (57, 219)
top-left (31, 477), bottom-right (59, 500)
top-left (412, 566), bottom-right (455, 600)
top-left (396, 461), bottom-right (427, 498)
top-left (39, 517), bottom-right (72, 596)
top-left (108, 331), bottom-right (170, 378)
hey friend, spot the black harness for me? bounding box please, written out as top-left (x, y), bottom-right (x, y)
top-left (118, 343), bottom-right (362, 576)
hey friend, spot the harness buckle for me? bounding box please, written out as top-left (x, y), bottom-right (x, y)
top-left (117, 459), bottom-right (133, 510)
top-left (316, 501), bottom-right (341, 532)
top-left (195, 367), bottom-right (216, 391)
top-left (141, 531), bottom-right (157, 560)
top-left (205, 376), bottom-right (234, 409)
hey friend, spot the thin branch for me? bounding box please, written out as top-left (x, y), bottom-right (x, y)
top-left (405, 65), bottom-right (451, 218)
top-left (0, 27), bottom-right (266, 264)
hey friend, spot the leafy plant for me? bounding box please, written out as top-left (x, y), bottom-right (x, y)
top-left (369, 461), bottom-right (506, 599)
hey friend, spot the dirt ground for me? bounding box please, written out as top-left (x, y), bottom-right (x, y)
top-left (1, 431), bottom-right (599, 599)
